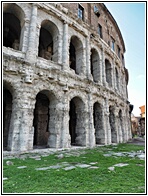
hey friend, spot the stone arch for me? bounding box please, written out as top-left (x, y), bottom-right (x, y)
top-left (33, 89), bottom-right (58, 148)
top-left (115, 67), bottom-right (119, 90)
top-left (90, 48), bottom-right (100, 82)
top-left (3, 3), bottom-right (25, 50)
top-left (93, 102), bottom-right (104, 144)
top-left (109, 106), bottom-right (117, 143)
top-left (69, 35), bottom-right (83, 74)
top-left (69, 96), bottom-right (86, 146)
top-left (105, 59), bottom-right (112, 87)
top-left (38, 20), bottom-right (59, 62)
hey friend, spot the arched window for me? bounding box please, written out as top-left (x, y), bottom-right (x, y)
top-left (33, 92), bottom-right (50, 147)
top-left (33, 90), bottom-right (57, 148)
top-left (3, 3), bottom-right (25, 51)
top-left (90, 48), bottom-right (100, 82)
top-left (105, 59), bottom-right (112, 87)
top-left (69, 36), bottom-right (83, 75)
top-left (38, 20), bottom-right (59, 62)
top-left (115, 67), bottom-right (119, 90)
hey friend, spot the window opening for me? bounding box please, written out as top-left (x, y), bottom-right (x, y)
top-left (98, 24), bottom-right (102, 38)
top-left (3, 13), bottom-right (21, 50)
top-left (78, 4), bottom-right (84, 20)
top-left (105, 59), bottom-right (112, 87)
top-left (69, 42), bottom-right (76, 71)
top-left (94, 5), bottom-right (100, 17)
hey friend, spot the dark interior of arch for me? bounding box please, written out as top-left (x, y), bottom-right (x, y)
top-left (3, 88), bottom-right (12, 148)
top-left (93, 102), bottom-right (103, 144)
top-left (91, 49), bottom-right (99, 82)
top-left (105, 59), bottom-right (112, 86)
top-left (69, 99), bottom-right (77, 145)
top-left (38, 27), bottom-right (53, 60)
top-left (3, 13), bottom-right (21, 49)
top-left (69, 42), bottom-right (76, 72)
top-left (33, 92), bottom-right (50, 147)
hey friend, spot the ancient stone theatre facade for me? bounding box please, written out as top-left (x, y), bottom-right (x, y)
top-left (3, 3), bottom-right (132, 151)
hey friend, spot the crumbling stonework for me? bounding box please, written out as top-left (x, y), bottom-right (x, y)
top-left (3, 3), bottom-right (132, 151)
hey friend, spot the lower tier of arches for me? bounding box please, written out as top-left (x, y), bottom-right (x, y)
top-left (3, 85), bottom-right (132, 152)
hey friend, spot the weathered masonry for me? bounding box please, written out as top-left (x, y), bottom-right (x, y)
top-left (3, 3), bottom-right (132, 151)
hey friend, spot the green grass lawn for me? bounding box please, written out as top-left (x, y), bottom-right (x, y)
top-left (3, 143), bottom-right (145, 193)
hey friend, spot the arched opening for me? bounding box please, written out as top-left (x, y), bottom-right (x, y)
top-left (69, 36), bottom-right (83, 75)
top-left (90, 49), bottom-right (100, 82)
top-left (69, 42), bottom-right (76, 71)
top-left (33, 91), bottom-right (50, 147)
top-left (69, 99), bottom-right (77, 145)
top-left (115, 67), bottom-right (119, 90)
top-left (3, 87), bottom-right (12, 149)
top-left (109, 106), bottom-right (117, 143)
top-left (3, 13), bottom-right (21, 50)
top-left (38, 20), bottom-right (59, 62)
top-left (93, 102), bottom-right (104, 144)
top-left (69, 97), bottom-right (86, 146)
top-left (105, 59), bottom-right (112, 87)
top-left (3, 3), bottom-right (25, 50)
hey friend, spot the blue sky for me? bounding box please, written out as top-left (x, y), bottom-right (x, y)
top-left (104, 2), bottom-right (146, 116)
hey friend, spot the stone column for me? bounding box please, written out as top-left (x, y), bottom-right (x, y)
top-left (86, 36), bottom-right (91, 78)
top-left (94, 98), bottom-right (106, 144)
top-left (121, 72), bottom-right (124, 97)
top-left (101, 47), bottom-right (106, 86)
top-left (58, 33), bottom-right (63, 64)
top-left (87, 93), bottom-right (96, 148)
top-left (114, 109), bottom-right (120, 143)
top-left (99, 49), bottom-right (103, 85)
top-left (104, 99), bottom-right (111, 144)
top-left (110, 65), bottom-right (114, 89)
top-left (76, 46), bottom-right (86, 75)
top-left (118, 69), bottom-right (121, 94)
top-left (60, 100), bottom-right (71, 148)
top-left (35, 23), bottom-right (41, 56)
top-left (75, 108), bottom-right (87, 146)
top-left (7, 96), bottom-right (35, 151)
top-left (47, 102), bottom-right (65, 148)
top-left (82, 40), bottom-right (86, 76)
top-left (122, 113), bottom-right (127, 142)
top-left (26, 3), bottom-right (38, 63)
top-left (125, 108), bottom-right (132, 140)
top-left (112, 59), bottom-right (116, 89)
top-left (123, 77), bottom-right (127, 99)
top-left (20, 19), bottom-right (30, 53)
top-left (101, 106), bottom-right (107, 144)
top-left (62, 22), bottom-right (69, 70)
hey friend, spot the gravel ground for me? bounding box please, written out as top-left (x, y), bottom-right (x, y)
top-left (127, 137), bottom-right (145, 146)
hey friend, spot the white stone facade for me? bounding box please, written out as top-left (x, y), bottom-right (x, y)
top-left (3, 3), bottom-right (132, 151)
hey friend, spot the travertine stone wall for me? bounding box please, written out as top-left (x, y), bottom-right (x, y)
top-left (3, 3), bottom-right (132, 151)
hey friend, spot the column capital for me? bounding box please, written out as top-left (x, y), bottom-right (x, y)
top-left (64, 20), bottom-right (68, 24)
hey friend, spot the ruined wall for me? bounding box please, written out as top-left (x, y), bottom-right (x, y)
top-left (3, 3), bottom-right (132, 151)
